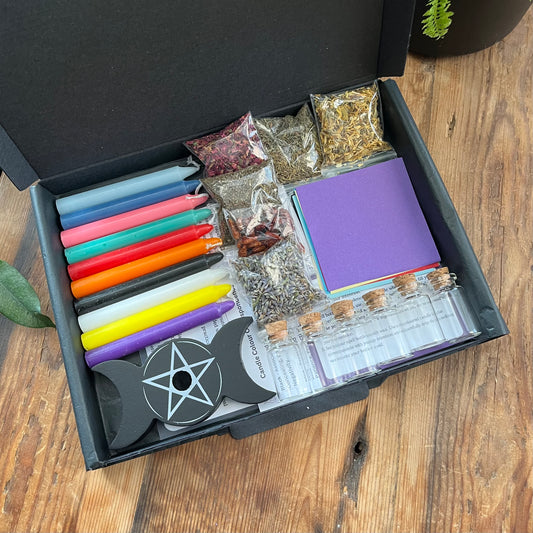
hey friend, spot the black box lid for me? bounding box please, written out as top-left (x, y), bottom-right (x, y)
top-left (0, 0), bottom-right (415, 191)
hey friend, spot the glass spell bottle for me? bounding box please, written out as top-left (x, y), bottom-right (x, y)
top-left (263, 320), bottom-right (319, 401)
top-left (328, 299), bottom-right (376, 378)
top-left (426, 267), bottom-right (481, 342)
top-left (391, 273), bottom-right (446, 353)
top-left (361, 288), bottom-right (412, 368)
top-left (298, 311), bottom-right (346, 386)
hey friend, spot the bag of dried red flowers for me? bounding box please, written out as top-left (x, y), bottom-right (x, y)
top-left (184, 111), bottom-right (269, 178)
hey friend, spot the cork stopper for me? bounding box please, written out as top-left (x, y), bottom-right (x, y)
top-left (427, 267), bottom-right (454, 290)
top-left (330, 299), bottom-right (355, 321)
top-left (362, 288), bottom-right (387, 311)
top-left (393, 273), bottom-right (418, 296)
top-left (264, 320), bottom-right (288, 342)
top-left (298, 312), bottom-right (323, 335)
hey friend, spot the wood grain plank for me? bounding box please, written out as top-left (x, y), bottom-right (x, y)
top-left (397, 11), bottom-right (533, 533)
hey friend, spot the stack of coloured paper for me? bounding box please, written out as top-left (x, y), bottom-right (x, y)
top-left (292, 157), bottom-right (441, 296)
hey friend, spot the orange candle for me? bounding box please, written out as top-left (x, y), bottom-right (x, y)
top-left (71, 237), bottom-right (222, 298)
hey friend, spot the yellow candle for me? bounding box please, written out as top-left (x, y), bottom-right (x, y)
top-left (81, 284), bottom-right (232, 350)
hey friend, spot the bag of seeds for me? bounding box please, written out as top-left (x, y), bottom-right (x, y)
top-left (255, 104), bottom-right (322, 185)
top-left (232, 237), bottom-right (323, 325)
top-left (184, 111), bottom-right (268, 177)
top-left (201, 161), bottom-right (295, 257)
top-left (311, 82), bottom-right (394, 174)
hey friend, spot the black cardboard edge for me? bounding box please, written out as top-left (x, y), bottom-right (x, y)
top-left (39, 143), bottom-right (191, 197)
top-left (30, 184), bottom-right (108, 470)
top-left (377, 0), bottom-right (416, 77)
top-left (0, 124), bottom-right (39, 191)
top-left (379, 79), bottom-right (509, 338)
top-left (94, 416), bottom-right (238, 470)
top-left (228, 381), bottom-right (371, 440)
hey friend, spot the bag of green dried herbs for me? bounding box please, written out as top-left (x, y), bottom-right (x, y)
top-left (254, 104), bottom-right (322, 185)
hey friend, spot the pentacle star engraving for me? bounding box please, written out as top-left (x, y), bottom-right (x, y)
top-left (142, 342), bottom-right (215, 420)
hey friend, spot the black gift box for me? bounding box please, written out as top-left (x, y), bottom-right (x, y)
top-left (0, 0), bottom-right (507, 469)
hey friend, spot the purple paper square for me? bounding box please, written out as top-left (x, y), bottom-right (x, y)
top-left (295, 158), bottom-right (440, 292)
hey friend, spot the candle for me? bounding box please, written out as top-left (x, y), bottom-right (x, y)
top-left (64, 208), bottom-right (211, 264)
top-left (56, 162), bottom-right (199, 215)
top-left (78, 267), bottom-right (230, 332)
top-left (59, 179), bottom-right (201, 230)
top-left (67, 224), bottom-right (213, 281)
top-left (60, 193), bottom-right (209, 247)
top-left (81, 283), bottom-right (232, 350)
top-left (73, 252), bottom-right (224, 315)
top-left (70, 237), bottom-right (222, 298)
top-left (84, 300), bottom-right (235, 367)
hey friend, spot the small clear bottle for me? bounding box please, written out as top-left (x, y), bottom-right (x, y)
top-left (328, 300), bottom-right (376, 378)
top-left (392, 273), bottom-right (446, 353)
top-left (298, 311), bottom-right (346, 386)
top-left (426, 267), bottom-right (481, 342)
top-left (361, 288), bottom-right (412, 368)
top-left (263, 320), bottom-right (319, 401)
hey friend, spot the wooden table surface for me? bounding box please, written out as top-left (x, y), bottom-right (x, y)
top-left (1, 10), bottom-right (532, 533)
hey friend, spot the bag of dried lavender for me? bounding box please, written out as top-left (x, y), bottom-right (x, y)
top-left (232, 237), bottom-right (323, 325)
top-left (255, 104), bottom-right (322, 185)
top-left (201, 160), bottom-right (277, 210)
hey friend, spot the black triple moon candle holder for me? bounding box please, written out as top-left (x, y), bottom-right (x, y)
top-left (93, 317), bottom-right (275, 449)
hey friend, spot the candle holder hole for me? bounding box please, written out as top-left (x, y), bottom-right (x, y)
top-left (173, 371), bottom-right (192, 391)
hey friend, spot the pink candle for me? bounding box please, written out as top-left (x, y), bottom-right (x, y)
top-left (60, 193), bottom-right (209, 247)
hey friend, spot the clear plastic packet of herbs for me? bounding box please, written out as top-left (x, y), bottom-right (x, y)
top-left (310, 82), bottom-right (394, 175)
top-left (232, 237), bottom-right (323, 326)
top-left (226, 203), bottom-right (295, 257)
top-left (201, 161), bottom-right (295, 257)
top-left (201, 160), bottom-right (276, 209)
top-left (255, 104), bottom-right (322, 185)
top-left (184, 111), bottom-right (269, 178)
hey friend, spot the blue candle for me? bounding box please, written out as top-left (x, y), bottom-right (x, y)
top-left (59, 179), bottom-right (201, 229)
top-left (56, 162), bottom-right (200, 215)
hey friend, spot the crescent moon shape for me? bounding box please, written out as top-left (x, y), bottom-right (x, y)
top-left (211, 316), bottom-right (276, 404)
top-left (92, 359), bottom-right (154, 449)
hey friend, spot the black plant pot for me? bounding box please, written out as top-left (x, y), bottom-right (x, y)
top-left (409, 0), bottom-right (532, 57)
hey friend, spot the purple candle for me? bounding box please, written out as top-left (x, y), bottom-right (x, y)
top-left (85, 300), bottom-right (235, 368)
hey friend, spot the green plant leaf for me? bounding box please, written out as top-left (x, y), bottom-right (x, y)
top-left (0, 260), bottom-right (55, 328)
top-left (422, 0), bottom-right (454, 39)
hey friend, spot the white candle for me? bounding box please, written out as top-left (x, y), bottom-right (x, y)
top-left (77, 267), bottom-right (229, 332)
top-left (56, 162), bottom-right (200, 215)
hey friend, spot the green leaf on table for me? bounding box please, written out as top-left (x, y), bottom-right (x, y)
top-left (0, 260), bottom-right (55, 328)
